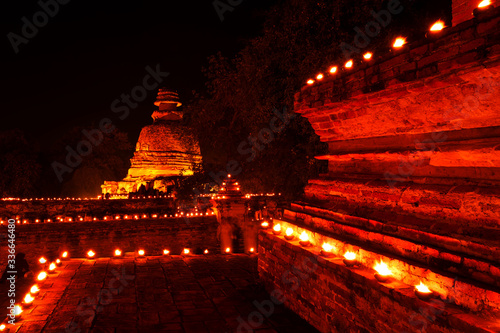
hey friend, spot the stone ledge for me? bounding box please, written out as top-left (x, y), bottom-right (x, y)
top-left (258, 229), bottom-right (500, 332)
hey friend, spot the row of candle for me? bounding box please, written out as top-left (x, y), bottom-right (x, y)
top-left (305, 0), bottom-right (494, 86)
top-left (0, 211), bottom-right (216, 225)
top-left (265, 222), bottom-right (434, 301)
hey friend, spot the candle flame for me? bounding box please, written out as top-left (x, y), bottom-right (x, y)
top-left (478, 0), bottom-right (491, 8)
top-left (345, 60), bottom-right (353, 68)
top-left (225, 247), bottom-right (231, 253)
top-left (114, 249), bottom-right (122, 256)
top-left (322, 243), bottom-right (333, 252)
top-left (316, 73), bottom-right (324, 80)
top-left (204, 249), bottom-right (208, 254)
top-left (48, 263), bottom-right (56, 271)
top-left (163, 249), bottom-right (170, 255)
top-left (138, 249), bottom-right (145, 256)
top-left (0, 324), bottom-right (5, 330)
top-left (273, 224), bottom-right (281, 232)
top-left (299, 231), bottom-right (309, 242)
top-left (24, 293), bottom-right (34, 304)
top-left (261, 221), bottom-right (269, 227)
top-left (430, 20), bottom-right (445, 31)
top-left (250, 247), bottom-right (255, 253)
top-left (87, 250), bottom-right (95, 258)
top-left (30, 285), bottom-right (39, 294)
top-left (363, 52), bottom-right (373, 60)
top-left (307, 79), bottom-right (314, 85)
top-left (183, 248), bottom-right (190, 254)
top-left (344, 251), bottom-right (356, 260)
top-left (14, 305), bottom-right (22, 316)
top-left (374, 260), bottom-right (392, 276)
top-left (39, 257), bottom-right (47, 264)
top-left (329, 66), bottom-right (338, 74)
top-left (37, 272), bottom-right (47, 281)
top-left (62, 251), bottom-right (68, 258)
top-left (56, 259), bottom-right (61, 264)
top-left (393, 37), bottom-right (406, 48)
top-left (415, 281), bottom-right (431, 293)
top-left (285, 228), bottom-right (293, 236)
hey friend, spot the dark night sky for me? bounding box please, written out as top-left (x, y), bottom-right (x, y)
top-left (1, 0), bottom-right (276, 147)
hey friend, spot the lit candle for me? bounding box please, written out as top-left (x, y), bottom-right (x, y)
top-left (0, 324), bottom-right (6, 331)
top-left (48, 263), bottom-right (56, 274)
top-left (329, 66), bottom-right (338, 74)
top-left (22, 293), bottom-right (34, 308)
top-left (316, 73), bottom-right (324, 80)
top-left (163, 249), bottom-right (170, 255)
top-left (30, 285), bottom-right (40, 296)
top-left (37, 271), bottom-right (47, 281)
top-left (321, 243), bottom-right (334, 257)
top-left (62, 251), bottom-right (68, 259)
top-left (415, 281), bottom-right (433, 300)
top-left (87, 250), bottom-right (95, 258)
top-left (284, 228), bottom-right (294, 240)
top-left (260, 221), bottom-right (269, 229)
top-left (429, 20), bottom-right (445, 32)
top-left (114, 249), bottom-right (122, 257)
top-left (39, 257), bottom-right (47, 264)
top-left (225, 247), bottom-right (231, 253)
top-left (204, 249), bottom-right (208, 254)
top-left (374, 260), bottom-right (392, 282)
top-left (249, 247), bottom-right (255, 253)
top-left (363, 52), bottom-right (373, 60)
top-left (299, 231), bottom-right (310, 247)
top-left (55, 259), bottom-right (62, 267)
top-left (13, 305), bottom-right (22, 320)
top-left (393, 37), bottom-right (406, 48)
top-left (272, 224), bottom-right (281, 235)
top-left (138, 249), bottom-right (145, 257)
top-left (478, 0), bottom-right (491, 8)
top-left (307, 79), bottom-right (314, 85)
top-left (343, 251), bottom-right (357, 267)
top-left (345, 59), bottom-right (353, 68)
top-left (183, 248), bottom-right (190, 255)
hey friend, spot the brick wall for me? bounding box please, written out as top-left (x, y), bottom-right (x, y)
top-left (258, 229), bottom-right (500, 332)
top-left (0, 216), bottom-right (219, 272)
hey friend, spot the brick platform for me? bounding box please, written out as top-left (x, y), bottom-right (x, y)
top-left (0, 255), bottom-right (317, 333)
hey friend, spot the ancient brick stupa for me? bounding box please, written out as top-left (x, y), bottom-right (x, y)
top-left (102, 89), bottom-right (201, 195)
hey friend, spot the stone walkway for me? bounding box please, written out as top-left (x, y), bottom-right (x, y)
top-left (1, 255), bottom-right (318, 333)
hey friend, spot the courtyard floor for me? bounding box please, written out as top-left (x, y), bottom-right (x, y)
top-left (1, 255), bottom-right (318, 333)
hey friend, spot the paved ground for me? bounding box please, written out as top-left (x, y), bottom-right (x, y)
top-left (0, 255), bottom-right (318, 333)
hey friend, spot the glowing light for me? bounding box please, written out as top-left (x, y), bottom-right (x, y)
top-left (62, 251), bottom-right (68, 258)
top-left (48, 263), bottom-right (56, 272)
top-left (138, 249), bottom-right (145, 256)
top-left (344, 251), bottom-right (356, 260)
top-left (299, 231), bottom-right (309, 242)
top-left (316, 73), bottom-right (324, 80)
top-left (227, 174), bottom-right (231, 178)
top-left (430, 20), bottom-right (445, 32)
top-left (39, 257), bottom-right (47, 264)
top-left (261, 221), bottom-right (269, 228)
top-left (14, 305), bottom-right (22, 317)
top-left (225, 247), bottom-right (231, 253)
top-left (250, 247), bottom-right (255, 253)
top-left (204, 249), bottom-right (208, 254)
top-left (307, 79), bottom-right (314, 85)
top-left (322, 243), bottom-right (333, 252)
top-left (114, 249), bottom-right (122, 256)
top-left (30, 285), bottom-right (40, 295)
top-left (415, 282), bottom-right (431, 293)
top-left (37, 271), bottom-right (47, 281)
top-left (478, 0), bottom-right (491, 8)
top-left (0, 324), bottom-right (5, 331)
top-left (236, 187), bottom-right (240, 191)
top-left (183, 248), bottom-right (190, 255)
top-left (363, 52), bottom-right (373, 60)
top-left (285, 228), bottom-right (293, 237)
top-left (329, 66), bottom-right (338, 74)
top-left (87, 250), bottom-right (95, 258)
top-left (374, 260), bottom-right (392, 276)
top-left (345, 60), bottom-right (353, 68)
top-left (23, 293), bottom-right (34, 304)
top-left (273, 223), bottom-right (281, 234)
top-left (393, 37), bottom-right (406, 48)
top-left (163, 249), bottom-right (170, 255)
